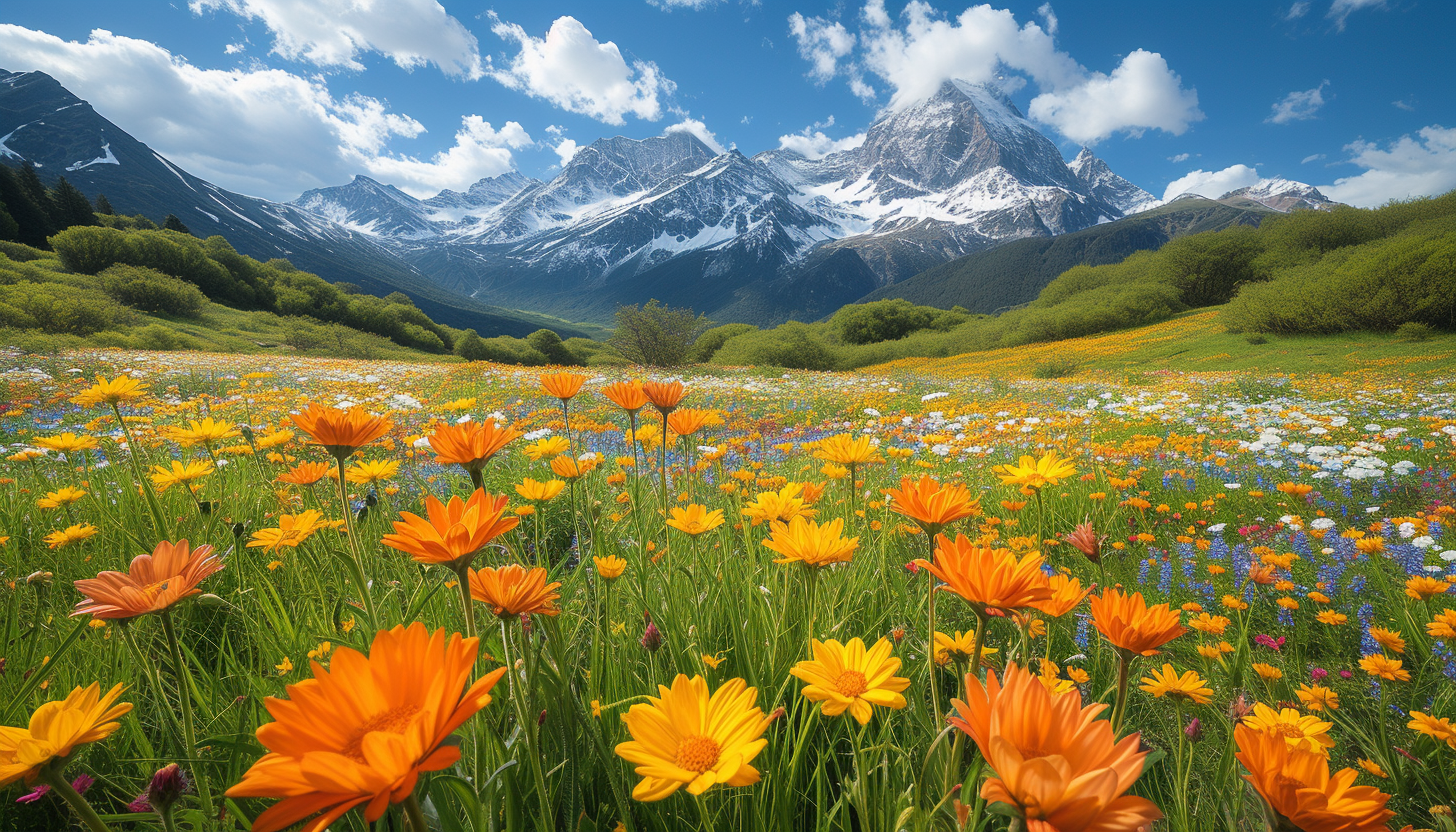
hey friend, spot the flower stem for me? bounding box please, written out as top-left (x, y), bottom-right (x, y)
top-left (925, 534), bottom-right (942, 729)
top-left (113, 403), bottom-right (169, 538)
top-left (500, 620), bottom-right (553, 829)
top-left (454, 565), bottom-right (476, 640)
top-left (1110, 652), bottom-right (1132, 735)
top-left (336, 456), bottom-right (379, 629)
top-left (404, 792), bottom-right (429, 832)
top-left (161, 610), bottom-right (215, 822)
top-left (37, 766), bottom-right (111, 832)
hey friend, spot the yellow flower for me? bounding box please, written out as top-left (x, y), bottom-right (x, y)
top-left (931, 631), bottom-right (998, 667)
top-left (810, 434), bottom-right (883, 467)
top-left (167, 417), bottom-right (241, 448)
top-left (72, 375), bottom-right (147, 407)
top-left (667, 504), bottom-right (726, 536)
top-left (594, 555), bottom-right (626, 581)
top-left (614, 675), bottom-right (768, 801)
top-left (1356, 759), bottom-right (1388, 779)
top-left (149, 459), bottom-right (215, 493)
top-left (33, 433), bottom-right (99, 455)
top-left (1368, 626), bottom-right (1405, 654)
top-left (0, 683), bottom-right (132, 787)
top-left (515, 478), bottom-right (565, 502)
top-left (1241, 703), bottom-right (1335, 755)
top-left (344, 459), bottom-right (400, 485)
top-left (1358, 653), bottom-right (1410, 682)
top-left (701, 653), bottom-right (725, 670)
top-left (1407, 711), bottom-right (1456, 749)
top-left (994, 450), bottom-right (1077, 490)
top-left (740, 483), bottom-right (816, 526)
top-left (247, 510), bottom-right (329, 553)
top-left (1296, 684), bottom-right (1340, 712)
top-left (524, 436), bottom-right (571, 461)
top-left (762, 516), bottom-right (858, 568)
top-left (1316, 610), bottom-right (1348, 626)
top-left (37, 487), bottom-right (87, 510)
top-left (790, 638), bottom-right (909, 724)
top-left (1139, 664), bottom-right (1213, 705)
top-left (275, 656), bottom-right (294, 675)
top-left (1252, 662), bottom-right (1283, 681)
top-left (44, 524), bottom-right (98, 550)
top-left (1405, 575), bottom-right (1450, 600)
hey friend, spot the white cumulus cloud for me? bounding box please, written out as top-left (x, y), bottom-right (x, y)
top-left (1319, 126), bottom-right (1456, 207)
top-left (1162, 164), bottom-right (1262, 202)
top-left (487, 14), bottom-right (675, 125)
top-left (553, 138), bottom-right (582, 167)
top-left (790, 1), bottom-right (1201, 145)
top-left (777, 126), bottom-right (866, 159)
top-left (0, 25), bottom-right (525, 200)
top-left (190, 0), bottom-right (483, 78)
top-left (1268, 81), bottom-right (1329, 124)
top-left (1028, 50), bottom-right (1202, 145)
top-left (665, 118), bottom-right (726, 154)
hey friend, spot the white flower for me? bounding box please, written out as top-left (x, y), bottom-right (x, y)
top-left (1411, 536), bottom-right (1435, 549)
top-left (1310, 518), bottom-right (1337, 530)
top-left (1208, 523), bottom-right (1227, 533)
top-left (1439, 550), bottom-right (1456, 562)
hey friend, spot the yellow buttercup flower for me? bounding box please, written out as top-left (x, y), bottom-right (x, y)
top-left (762, 516), bottom-right (858, 568)
top-left (667, 504), bottom-right (725, 536)
top-left (614, 675), bottom-right (768, 801)
top-left (0, 683), bottom-right (132, 787)
top-left (791, 637), bottom-right (910, 724)
top-left (994, 450), bottom-right (1077, 490)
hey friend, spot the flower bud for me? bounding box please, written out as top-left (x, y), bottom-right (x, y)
top-left (640, 613), bottom-right (662, 653)
top-left (1184, 717), bottom-right (1203, 743)
top-left (145, 764), bottom-right (189, 814)
top-left (25, 571), bottom-right (52, 589)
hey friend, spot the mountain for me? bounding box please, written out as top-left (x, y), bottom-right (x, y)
top-left (0, 68), bottom-right (589, 339)
top-left (282, 80), bottom-right (1157, 326)
top-left (1218, 179), bottom-right (1335, 212)
top-left (860, 197), bottom-right (1270, 313)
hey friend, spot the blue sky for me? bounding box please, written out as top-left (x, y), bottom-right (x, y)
top-left (2, 0), bottom-right (1452, 207)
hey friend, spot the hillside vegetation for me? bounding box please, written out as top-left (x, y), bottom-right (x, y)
top-left (858, 197), bottom-right (1268, 312)
top-left (705, 190), bottom-right (1456, 370)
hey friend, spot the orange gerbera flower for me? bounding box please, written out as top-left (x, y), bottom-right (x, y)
top-left (1034, 573), bottom-right (1094, 618)
top-left (601, 380), bottom-right (649, 413)
top-left (382, 490), bottom-right (519, 570)
top-left (1089, 588), bottom-right (1188, 657)
top-left (71, 539), bottom-right (224, 620)
top-left (428, 420), bottom-right (522, 476)
top-left (642, 380), bottom-right (686, 413)
top-left (289, 405), bottom-right (393, 461)
top-left (1234, 724), bottom-right (1394, 832)
top-left (948, 663), bottom-right (1162, 832)
top-left (914, 534), bottom-right (1052, 617)
top-left (468, 565), bottom-right (561, 618)
top-left (539, 372), bottom-right (586, 401)
top-left (666, 408), bottom-right (712, 437)
top-left (884, 475), bottom-right (980, 535)
top-left (277, 461), bottom-right (333, 486)
top-left (226, 624), bottom-right (506, 832)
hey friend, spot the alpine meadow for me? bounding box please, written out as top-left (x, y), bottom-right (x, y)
top-left (1, 2), bottom-right (1455, 832)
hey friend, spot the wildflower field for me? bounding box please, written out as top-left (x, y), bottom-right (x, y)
top-left (1, 348), bottom-right (1454, 832)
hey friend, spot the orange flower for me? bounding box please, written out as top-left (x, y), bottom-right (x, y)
top-left (667, 504), bottom-right (726, 536)
top-left (382, 490), bottom-right (519, 570)
top-left (914, 534), bottom-right (1052, 616)
top-left (289, 405), bottom-right (393, 460)
top-left (1234, 724), bottom-right (1394, 832)
top-left (1405, 575), bottom-right (1450, 600)
top-left (277, 461), bottom-right (333, 486)
top-left (948, 663), bottom-right (1161, 832)
top-left (226, 624), bottom-right (506, 832)
top-left (666, 408), bottom-right (712, 437)
top-left (601, 380), bottom-right (648, 413)
top-left (468, 565), bottom-right (561, 618)
top-left (428, 421), bottom-right (522, 474)
top-left (642, 380), bottom-right (686, 413)
top-left (1358, 653), bottom-right (1410, 682)
top-left (1033, 573), bottom-right (1093, 618)
top-left (71, 539), bottom-right (224, 621)
top-left (1089, 588), bottom-right (1188, 656)
top-left (539, 372), bottom-right (586, 401)
top-left (811, 434), bottom-right (883, 467)
top-left (1063, 521), bottom-right (1103, 563)
top-left (884, 475), bottom-right (980, 534)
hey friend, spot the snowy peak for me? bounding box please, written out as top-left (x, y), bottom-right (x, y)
top-left (294, 175), bottom-right (439, 239)
top-left (1069, 147), bottom-right (1160, 216)
top-left (1221, 179), bottom-right (1335, 212)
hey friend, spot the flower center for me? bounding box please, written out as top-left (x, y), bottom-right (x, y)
top-left (340, 704), bottom-right (423, 763)
top-left (834, 670), bottom-right (869, 698)
top-left (674, 734), bottom-right (721, 772)
top-left (1272, 724), bottom-right (1308, 740)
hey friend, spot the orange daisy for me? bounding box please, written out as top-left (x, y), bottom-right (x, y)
top-left (71, 539), bottom-right (224, 621)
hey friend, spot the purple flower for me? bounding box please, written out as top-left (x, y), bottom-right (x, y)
top-left (1310, 667), bottom-right (1328, 682)
top-left (1339, 669), bottom-right (1353, 679)
top-left (1254, 634), bottom-right (1284, 652)
top-left (16, 786), bottom-right (49, 805)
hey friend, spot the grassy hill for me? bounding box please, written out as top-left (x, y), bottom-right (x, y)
top-left (857, 197), bottom-right (1270, 313)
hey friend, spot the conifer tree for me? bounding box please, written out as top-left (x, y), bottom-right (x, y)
top-left (94, 193), bottom-right (114, 214)
top-left (162, 214), bottom-right (191, 235)
top-left (0, 165), bottom-right (56, 247)
top-left (51, 177), bottom-right (99, 228)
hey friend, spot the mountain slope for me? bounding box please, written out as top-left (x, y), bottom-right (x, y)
top-left (860, 197), bottom-right (1270, 313)
top-left (0, 68), bottom-right (588, 338)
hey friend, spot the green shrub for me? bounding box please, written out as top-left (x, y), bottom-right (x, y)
top-left (833, 299), bottom-right (937, 344)
top-left (99, 264), bottom-right (207, 318)
top-left (712, 321), bottom-right (837, 370)
top-left (1031, 357), bottom-right (1079, 378)
top-left (689, 323), bottom-right (757, 363)
top-left (132, 324), bottom-right (202, 351)
top-left (1395, 321), bottom-right (1436, 342)
top-left (527, 328), bottom-right (580, 365)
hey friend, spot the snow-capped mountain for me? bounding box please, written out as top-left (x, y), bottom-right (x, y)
top-left (0, 68), bottom-right (585, 337)
top-left (283, 80), bottom-right (1159, 323)
top-left (1220, 179), bottom-right (1336, 212)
